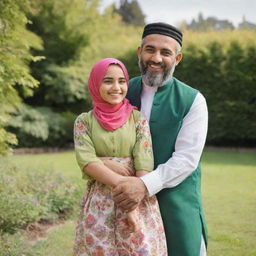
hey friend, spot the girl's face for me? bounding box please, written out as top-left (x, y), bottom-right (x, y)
top-left (99, 64), bottom-right (128, 105)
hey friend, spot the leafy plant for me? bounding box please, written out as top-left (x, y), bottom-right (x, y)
top-left (0, 157), bottom-right (81, 233)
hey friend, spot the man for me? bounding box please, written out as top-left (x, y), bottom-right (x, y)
top-left (113, 22), bottom-right (208, 256)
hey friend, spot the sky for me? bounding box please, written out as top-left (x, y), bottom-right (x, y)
top-left (101, 0), bottom-right (256, 27)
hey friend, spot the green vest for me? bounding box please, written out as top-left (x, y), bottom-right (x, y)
top-left (127, 77), bottom-right (208, 256)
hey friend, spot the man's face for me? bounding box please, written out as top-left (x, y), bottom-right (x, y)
top-left (138, 34), bottom-right (182, 87)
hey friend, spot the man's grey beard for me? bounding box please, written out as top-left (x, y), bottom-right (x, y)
top-left (138, 58), bottom-right (176, 87)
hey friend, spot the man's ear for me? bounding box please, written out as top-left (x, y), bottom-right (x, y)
top-left (175, 52), bottom-right (183, 65)
top-left (137, 46), bottom-right (141, 58)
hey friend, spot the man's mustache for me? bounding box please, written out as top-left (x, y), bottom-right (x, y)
top-left (146, 61), bottom-right (165, 69)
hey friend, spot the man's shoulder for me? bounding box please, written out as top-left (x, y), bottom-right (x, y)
top-left (173, 77), bottom-right (198, 93)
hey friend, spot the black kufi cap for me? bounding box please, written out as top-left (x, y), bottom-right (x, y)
top-left (142, 22), bottom-right (183, 47)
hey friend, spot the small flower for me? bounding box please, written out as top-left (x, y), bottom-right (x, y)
top-left (144, 141), bottom-right (150, 147)
top-left (131, 231), bottom-right (145, 246)
top-left (76, 121), bottom-right (87, 132)
top-left (92, 246), bottom-right (104, 256)
top-left (85, 234), bottom-right (94, 246)
top-left (85, 214), bottom-right (97, 228)
top-left (93, 225), bottom-right (107, 240)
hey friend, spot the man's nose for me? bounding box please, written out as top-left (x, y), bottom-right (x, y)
top-left (151, 51), bottom-right (162, 63)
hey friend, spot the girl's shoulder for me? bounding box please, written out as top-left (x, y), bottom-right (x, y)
top-left (75, 110), bottom-right (93, 123)
top-left (131, 109), bottom-right (146, 123)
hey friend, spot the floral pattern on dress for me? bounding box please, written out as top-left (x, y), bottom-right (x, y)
top-left (135, 115), bottom-right (153, 155)
top-left (74, 117), bottom-right (89, 146)
top-left (73, 158), bottom-right (167, 256)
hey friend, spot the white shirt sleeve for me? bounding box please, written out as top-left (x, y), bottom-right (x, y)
top-left (140, 92), bottom-right (208, 196)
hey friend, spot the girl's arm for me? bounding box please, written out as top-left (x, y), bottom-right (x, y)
top-left (100, 157), bottom-right (134, 176)
top-left (84, 162), bottom-right (126, 187)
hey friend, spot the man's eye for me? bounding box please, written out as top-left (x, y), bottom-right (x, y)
top-left (146, 48), bottom-right (154, 53)
top-left (162, 51), bottom-right (172, 56)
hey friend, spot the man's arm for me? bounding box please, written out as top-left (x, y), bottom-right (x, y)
top-left (113, 92), bottom-right (208, 207)
top-left (141, 92), bottom-right (208, 196)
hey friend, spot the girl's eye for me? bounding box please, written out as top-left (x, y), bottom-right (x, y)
top-left (104, 80), bottom-right (112, 84)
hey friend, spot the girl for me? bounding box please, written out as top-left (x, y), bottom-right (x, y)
top-left (73, 58), bottom-right (167, 255)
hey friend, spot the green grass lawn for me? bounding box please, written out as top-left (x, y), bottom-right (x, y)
top-left (11, 149), bottom-right (256, 256)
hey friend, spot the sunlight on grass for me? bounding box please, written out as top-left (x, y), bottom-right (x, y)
top-left (13, 151), bottom-right (81, 180)
top-left (201, 150), bottom-right (256, 256)
top-left (11, 149), bottom-right (256, 256)
top-left (33, 221), bottom-right (76, 256)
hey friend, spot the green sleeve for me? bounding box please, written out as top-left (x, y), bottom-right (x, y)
top-left (73, 113), bottom-right (102, 180)
top-left (132, 111), bottom-right (154, 172)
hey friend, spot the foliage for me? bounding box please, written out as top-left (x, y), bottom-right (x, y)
top-left (114, 0), bottom-right (145, 26)
top-left (26, 0), bottom-right (141, 111)
top-left (8, 104), bottom-right (76, 147)
top-left (9, 150), bottom-right (256, 256)
top-left (0, 0), bottom-right (42, 154)
top-left (0, 157), bottom-right (81, 233)
top-left (175, 41), bottom-right (256, 145)
top-left (0, 232), bottom-right (40, 256)
top-left (26, 0), bottom-right (91, 108)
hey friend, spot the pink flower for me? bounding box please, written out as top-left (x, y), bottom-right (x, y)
top-left (92, 246), bottom-right (104, 256)
top-left (144, 141), bottom-right (150, 147)
top-left (76, 122), bottom-right (86, 131)
top-left (85, 214), bottom-right (97, 228)
top-left (85, 234), bottom-right (94, 246)
top-left (131, 231), bottom-right (145, 246)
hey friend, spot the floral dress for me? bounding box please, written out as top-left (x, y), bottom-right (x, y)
top-left (73, 110), bottom-right (167, 256)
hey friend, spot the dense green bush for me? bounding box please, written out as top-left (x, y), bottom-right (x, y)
top-left (0, 158), bottom-right (81, 233)
top-left (8, 104), bottom-right (76, 147)
top-left (176, 41), bottom-right (256, 146)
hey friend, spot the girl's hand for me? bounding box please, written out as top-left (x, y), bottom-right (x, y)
top-left (127, 209), bottom-right (141, 233)
top-left (100, 157), bottom-right (134, 176)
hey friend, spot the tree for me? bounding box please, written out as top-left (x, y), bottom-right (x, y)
top-left (5, 0), bottom-right (142, 148)
top-left (187, 12), bottom-right (234, 31)
top-left (26, 0), bottom-right (141, 111)
top-left (115, 0), bottom-right (145, 26)
top-left (0, 0), bottom-right (42, 154)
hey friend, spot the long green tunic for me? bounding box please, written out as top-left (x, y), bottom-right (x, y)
top-left (127, 76), bottom-right (208, 256)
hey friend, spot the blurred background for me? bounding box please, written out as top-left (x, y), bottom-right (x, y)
top-left (0, 0), bottom-right (255, 255)
top-left (1, 0), bottom-right (256, 153)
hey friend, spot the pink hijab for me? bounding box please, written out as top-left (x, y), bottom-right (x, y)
top-left (88, 58), bottom-right (136, 131)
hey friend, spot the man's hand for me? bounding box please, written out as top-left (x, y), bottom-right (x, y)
top-left (112, 177), bottom-right (148, 211)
